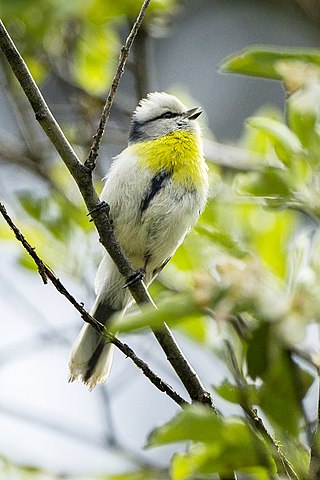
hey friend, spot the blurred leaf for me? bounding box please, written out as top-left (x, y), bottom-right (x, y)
top-left (245, 313), bottom-right (314, 433)
top-left (220, 46), bottom-right (320, 80)
top-left (242, 106), bottom-right (284, 156)
top-left (18, 192), bottom-right (44, 221)
top-left (24, 55), bottom-right (48, 83)
top-left (247, 116), bottom-right (303, 164)
top-left (278, 439), bottom-right (310, 479)
top-left (72, 24), bottom-right (119, 94)
top-left (171, 448), bottom-right (273, 480)
top-left (18, 190), bottom-right (91, 241)
top-left (0, 226), bottom-right (15, 240)
top-left (236, 168), bottom-right (292, 198)
top-left (195, 224), bottom-right (247, 258)
top-left (112, 294), bottom-right (202, 334)
top-left (85, 0), bottom-right (177, 23)
top-left (177, 316), bottom-right (208, 344)
top-left (171, 232), bottom-right (211, 272)
top-left (260, 347), bottom-right (314, 436)
top-left (1, 0), bottom-right (178, 98)
top-left (252, 209), bottom-right (293, 279)
top-left (106, 468), bottom-right (168, 480)
top-left (0, 454), bottom-right (63, 479)
top-left (287, 82), bottom-right (320, 155)
top-left (148, 404), bottom-right (221, 445)
top-left (214, 379), bottom-right (260, 405)
top-left (246, 322), bottom-right (271, 380)
top-left (149, 405), bottom-right (273, 477)
top-left (18, 251), bottom-right (38, 272)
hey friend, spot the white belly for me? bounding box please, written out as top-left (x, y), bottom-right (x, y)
top-left (100, 149), bottom-right (207, 278)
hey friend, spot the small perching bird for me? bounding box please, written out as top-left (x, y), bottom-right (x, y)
top-left (69, 92), bottom-right (208, 389)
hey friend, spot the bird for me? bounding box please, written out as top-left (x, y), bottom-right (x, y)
top-left (68, 92), bottom-right (209, 390)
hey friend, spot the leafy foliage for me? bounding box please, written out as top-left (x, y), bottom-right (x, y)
top-left (1, 0), bottom-right (176, 88)
top-left (148, 405), bottom-right (274, 478)
top-left (220, 45), bottom-right (320, 81)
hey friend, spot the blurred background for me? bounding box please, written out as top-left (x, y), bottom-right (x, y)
top-left (1, 0), bottom-right (320, 478)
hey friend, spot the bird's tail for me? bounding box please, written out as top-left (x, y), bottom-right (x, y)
top-left (68, 296), bottom-right (120, 390)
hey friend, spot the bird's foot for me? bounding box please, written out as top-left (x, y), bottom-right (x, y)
top-left (87, 201), bottom-right (110, 221)
top-left (123, 268), bottom-right (146, 288)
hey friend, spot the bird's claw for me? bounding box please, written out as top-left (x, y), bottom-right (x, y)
top-left (87, 201), bottom-right (110, 221)
top-left (123, 268), bottom-right (146, 288)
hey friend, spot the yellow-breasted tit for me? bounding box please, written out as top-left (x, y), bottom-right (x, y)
top-left (68, 92), bottom-right (209, 390)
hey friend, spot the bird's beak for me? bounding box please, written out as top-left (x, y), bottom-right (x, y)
top-left (184, 107), bottom-right (202, 120)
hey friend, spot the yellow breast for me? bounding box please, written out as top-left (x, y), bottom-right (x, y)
top-left (129, 130), bottom-right (208, 190)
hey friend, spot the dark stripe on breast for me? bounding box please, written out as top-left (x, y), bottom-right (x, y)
top-left (140, 170), bottom-right (172, 213)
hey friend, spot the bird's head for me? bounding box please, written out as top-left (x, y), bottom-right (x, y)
top-left (128, 92), bottom-right (202, 145)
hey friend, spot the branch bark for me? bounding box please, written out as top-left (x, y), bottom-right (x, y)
top-left (0, 16), bottom-right (214, 407)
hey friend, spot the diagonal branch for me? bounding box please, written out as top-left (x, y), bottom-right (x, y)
top-left (85, 0), bottom-right (151, 171)
top-left (0, 201), bottom-right (186, 407)
top-left (0, 18), bottom-right (214, 407)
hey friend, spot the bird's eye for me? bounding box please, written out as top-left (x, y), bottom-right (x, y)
top-left (161, 111), bottom-right (175, 119)
top-left (152, 111), bottom-right (179, 121)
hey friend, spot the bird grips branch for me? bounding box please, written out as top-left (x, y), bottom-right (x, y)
top-left (0, 11), bottom-right (214, 408)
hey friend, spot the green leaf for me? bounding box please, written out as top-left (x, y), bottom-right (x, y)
top-left (111, 294), bottom-right (201, 334)
top-left (24, 55), bottom-right (48, 83)
top-left (170, 233), bottom-right (209, 271)
top-left (214, 379), bottom-right (260, 405)
top-left (18, 193), bottom-right (44, 221)
top-left (147, 404), bottom-right (221, 446)
top-left (149, 405), bottom-right (273, 477)
top-left (247, 324), bottom-right (315, 436)
top-left (247, 117), bottom-right (303, 163)
top-left (18, 252), bottom-right (38, 272)
top-left (246, 322), bottom-right (271, 380)
top-left (220, 46), bottom-right (320, 80)
top-left (195, 224), bottom-right (247, 258)
top-left (287, 82), bottom-right (320, 154)
top-left (171, 448), bottom-right (273, 480)
top-left (260, 347), bottom-right (314, 436)
top-left (251, 209), bottom-right (293, 279)
top-left (236, 168), bottom-right (292, 198)
top-left (106, 468), bottom-right (168, 480)
top-left (177, 316), bottom-right (208, 344)
top-left (72, 24), bottom-right (119, 94)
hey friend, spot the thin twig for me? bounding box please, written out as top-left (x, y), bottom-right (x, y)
top-left (224, 340), bottom-right (300, 480)
top-left (85, 0), bottom-right (151, 171)
top-left (0, 18), bottom-right (214, 408)
top-left (244, 407), bottom-right (299, 480)
top-left (0, 201), bottom-right (186, 407)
